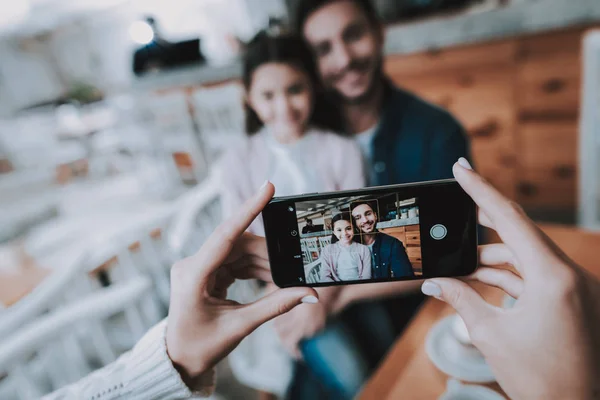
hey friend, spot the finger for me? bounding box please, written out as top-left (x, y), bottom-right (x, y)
top-left (225, 255), bottom-right (270, 271)
top-left (237, 287), bottom-right (319, 334)
top-left (274, 324), bottom-right (304, 360)
top-left (478, 208), bottom-right (494, 229)
top-left (274, 317), bottom-right (295, 337)
top-left (478, 244), bottom-right (516, 267)
top-left (274, 322), bottom-right (300, 356)
top-left (468, 267), bottom-right (524, 299)
top-left (422, 278), bottom-right (497, 331)
top-left (213, 183), bottom-right (274, 246)
top-left (193, 182), bottom-right (275, 278)
top-left (239, 234), bottom-right (269, 261)
top-left (453, 161), bottom-right (552, 273)
top-left (280, 336), bottom-right (302, 360)
top-left (224, 233), bottom-right (269, 264)
top-left (230, 265), bottom-right (273, 282)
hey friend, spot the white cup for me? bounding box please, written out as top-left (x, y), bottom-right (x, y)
top-left (451, 315), bottom-right (472, 345)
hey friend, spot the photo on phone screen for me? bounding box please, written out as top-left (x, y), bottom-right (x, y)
top-left (263, 180), bottom-right (478, 288)
top-left (296, 194), bottom-right (421, 284)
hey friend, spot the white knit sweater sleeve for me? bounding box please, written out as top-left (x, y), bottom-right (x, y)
top-left (42, 320), bottom-right (216, 400)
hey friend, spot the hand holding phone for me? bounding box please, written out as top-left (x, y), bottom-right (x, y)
top-left (262, 179), bottom-right (477, 288)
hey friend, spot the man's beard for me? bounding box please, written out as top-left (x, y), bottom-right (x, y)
top-left (361, 222), bottom-right (375, 234)
top-left (325, 56), bottom-right (384, 106)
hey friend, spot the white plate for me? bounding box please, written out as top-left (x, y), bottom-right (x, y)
top-left (439, 379), bottom-right (505, 400)
top-left (425, 315), bottom-right (496, 383)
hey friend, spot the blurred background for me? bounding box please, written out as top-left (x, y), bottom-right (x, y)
top-left (0, 0), bottom-right (599, 398)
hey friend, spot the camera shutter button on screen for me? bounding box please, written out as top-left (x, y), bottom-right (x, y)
top-left (430, 224), bottom-right (447, 240)
top-left (290, 230), bottom-right (298, 237)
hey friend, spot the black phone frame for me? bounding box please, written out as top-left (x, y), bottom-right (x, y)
top-left (262, 179), bottom-right (478, 288)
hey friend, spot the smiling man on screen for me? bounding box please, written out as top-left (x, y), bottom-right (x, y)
top-left (350, 200), bottom-right (414, 279)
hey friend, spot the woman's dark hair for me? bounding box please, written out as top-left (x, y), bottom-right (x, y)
top-left (330, 212), bottom-right (354, 244)
top-left (242, 31), bottom-right (343, 134)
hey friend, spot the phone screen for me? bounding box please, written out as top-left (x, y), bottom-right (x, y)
top-left (263, 180), bottom-right (477, 287)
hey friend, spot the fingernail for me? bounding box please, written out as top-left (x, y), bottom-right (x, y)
top-left (260, 180), bottom-right (269, 190)
top-left (457, 157), bottom-right (473, 170)
top-left (301, 295), bottom-right (319, 304)
top-left (421, 281), bottom-right (442, 298)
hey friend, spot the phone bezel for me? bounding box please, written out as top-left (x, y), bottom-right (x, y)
top-left (263, 179), bottom-right (478, 288)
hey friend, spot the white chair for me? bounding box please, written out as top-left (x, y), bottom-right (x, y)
top-left (0, 112), bottom-right (56, 170)
top-left (24, 197), bottom-right (173, 265)
top-left (0, 168), bottom-right (56, 194)
top-left (191, 83), bottom-right (245, 161)
top-left (318, 235), bottom-right (332, 249)
top-left (0, 247), bottom-right (89, 340)
top-left (0, 169), bottom-right (59, 242)
top-left (1, 210), bottom-right (169, 358)
top-left (167, 173), bottom-right (221, 258)
top-left (304, 237), bottom-right (320, 263)
top-left (91, 207), bottom-right (176, 309)
top-left (300, 239), bottom-right (311, 264)
top-left (87, 129), bottom-right (130, 177)
top-left (304, 259), bottom-right (322, 285)
top-left (2, 111), bottom-right (87, 172)
top-left (0, 277), bottom-right (153, 399)
top-left (141, 92), bottom-right (208, 185)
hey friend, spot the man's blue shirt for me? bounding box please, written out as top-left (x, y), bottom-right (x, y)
top-left (369, 84), bottom-right (471, 186)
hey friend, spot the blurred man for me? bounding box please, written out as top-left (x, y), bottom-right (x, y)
top-left (293, 0), bottom-right (471, 185)
top-left (281, 2), bottom-right (471, 398)
top-left (350, 201), bottom-right (413, 278)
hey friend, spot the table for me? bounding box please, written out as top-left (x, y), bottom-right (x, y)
top-left (360, 224), bottom-right (600, 400)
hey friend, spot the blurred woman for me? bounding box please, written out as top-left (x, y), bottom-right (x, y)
top-left (320, 213), bottom-right (371, 282)
top-left (218, 32), bottom-right (365, 234)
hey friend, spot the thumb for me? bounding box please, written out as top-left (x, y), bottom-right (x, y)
top-left (240, 287), bottom-right (319, 331)
top-left (422, 278), bottom-right (495, 330)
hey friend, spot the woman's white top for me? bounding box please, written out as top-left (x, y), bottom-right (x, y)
top-left (336, 243), bottom-right (361, 281)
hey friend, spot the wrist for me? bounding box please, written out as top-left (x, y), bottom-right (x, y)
top-left (166, 329), bottom-right (212, 391)
top-left (170, 360), bottom-right (215, 394)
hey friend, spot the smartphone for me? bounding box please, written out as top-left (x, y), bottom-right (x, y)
top-left (262, 179), bottom-right (477, 288)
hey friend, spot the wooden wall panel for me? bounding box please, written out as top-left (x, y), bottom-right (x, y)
top-left (387, 58), bottom-right (518, 199)
top-left (513, 27), bottom-right (585, 215)
top-left (516, 56), bottom-right (580, 121)
top-left (379, 225), bottom-right (422, 275)
top-left (384, 25), bottom-right (595, 220)
top-left (516, 121), bottom-right (578, 208)
top-left (384, 40), bottom-right (516, 78)
top-left (517, 169), bottom-right (577, 209)
top-left (517, 28), bottom-right (584, 58)
top-left (519, 121), bottom-right (578, 171)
